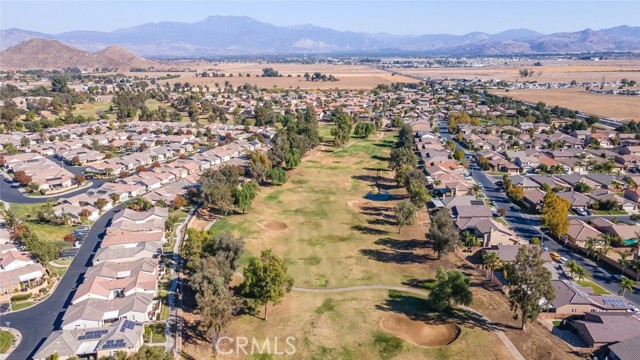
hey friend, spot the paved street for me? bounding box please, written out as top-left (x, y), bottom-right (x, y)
top-left (471, 169), bottom-right (640, 306)
top-left (439, 122), bottom-right (639, 306)
top-left (1, 204), bottom-right (123, 360)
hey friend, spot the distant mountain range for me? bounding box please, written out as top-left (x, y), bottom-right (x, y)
top-left (1, 16), bottom-right (639, 57)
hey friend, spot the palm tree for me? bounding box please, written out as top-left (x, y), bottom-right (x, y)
top-left (619, 277), bottom-right (634, 296)
top-left (619, 251), bottom-right (631, 275)
top-left (483, 252), bottom-right (501, 282)
top-left (574, 264), bottom-right (587, 284)
top-left (585, 237), bottom-right (598, 258)
top-left (472, 184), bottom-right (481, 195)
top-left (566, 260), bottom-right (579, 279)
top-left (595, 248), bottom-right (604, 262)
top-left (632, 260), bottom-right (640, 283)
top-left (599, 233), bottom-right (615, 255)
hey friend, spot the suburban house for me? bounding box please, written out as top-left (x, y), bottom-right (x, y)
top-left (0, 263), bottom-right (46, 294)
top-left (33, 319), bottom-right (144, 360)
top-left (549, 280), bottom-right (630, 317)
top-left (61, 293), bottom-right (156, 330)
top-left (573, 312), bottom-right (640, 348)
top-left (564, 220), bottom-right (603, 247)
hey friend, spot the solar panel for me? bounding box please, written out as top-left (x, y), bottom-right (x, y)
top-left (120, 320), bottom-right (136, 332)
top-left (603, 299), bottom-right (627, 308)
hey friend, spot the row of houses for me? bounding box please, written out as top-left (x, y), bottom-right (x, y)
top-left (34, 206), bottom-right (169, 360)
top-left (3, 152), bottom-right (76, 191)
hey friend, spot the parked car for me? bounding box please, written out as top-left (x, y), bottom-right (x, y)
top-left (612, 274), bottom-right (627, 281)
top-left (550, 252), bottom-right (561, 262)
top-left (572, 208), bottom-right (587, 216)
top-left (559, 256), bottom-right (569, 264)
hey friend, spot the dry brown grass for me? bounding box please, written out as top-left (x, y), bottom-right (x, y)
top-left (123, 63), bottom-right (418, 89)
top-left (491, 88), bottom-right (640, 121)
top-left (391, 60), bottom-right (640, 83)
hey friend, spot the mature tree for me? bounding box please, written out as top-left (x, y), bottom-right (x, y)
top-left (394, 200), bottom-right (417, 233)
top-left (389, 147), bottom-right (417, 172)
top-left (618, 251), bottom-right (631, 275)
top-left (124, 197), bottom-right (153, 212)
top-left (566, 260), bottom-right (579, 279)
top-left (13, 170), bottom-right (32, 186)
top-left (541, 191), bottom-right (570, 236)
top-left (285, 148), bottom-right (301, 169)
top-left (267, 167), bottom-right (287, 185)
top-left (396, 123), bottom-right (414, 150)
top-left (574, 182), bottom-right (592, 193)
top-left (109, 193), bottom-right (120, 204)
top-left (452, 149), bottom-right (465, 162)
top-left (619, 277), bottom-right (634, 296)
top-left (198, 165), bottom-right (240, 215)
top-left (94, 198), bottom-right (108, 214)
top-left (248, 150), bottom-right (272, 182)
top-left (132, 345), bottom-right (174, 360)
top-left (507, 246), bottom-right (555, 330)
top-left (330, 108), bottom-right (353, 147)
top-left (51, 74), bottom-right (71, 93)
top-left (427, 209), bottom-right (460, 259)
top-left (172, 195), bottom-right (187, 210)
top-left (240, 249), bottom-right (294, 320)
top-left (508, 185), bottom-right (525, 202)
top-left (483, 251), bottom-right (501, 281)
top-left (73, 174), bottom-right (86, 184)
top-left (353, 122), bottom-right (376, 139)
top-left (233, 181), bottom-right (259, 213)
top-left (198, 285), bottom-right (240, 344)
top-left (428, 266), bottom-right (473, 311)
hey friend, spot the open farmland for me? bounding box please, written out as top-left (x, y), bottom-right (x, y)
top-left (491, 88), bottom-right (640, 121)
top-left (390, 60), bottom-right (640, 83)
top-left (124, 63), bottom-right (419, 89)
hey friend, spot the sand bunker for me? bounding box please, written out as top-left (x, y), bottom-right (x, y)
top-left (262, 220), bottom-right (289, 231)
top-left (379, 314), bottom-right (460, 347)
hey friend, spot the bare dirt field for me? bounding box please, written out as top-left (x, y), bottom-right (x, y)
top-left (391, 60), bottom-right (640, 83)
top-left (124, 63), bottom-right (418, 89)
top-left (491, 88), bottom-right (640, 121)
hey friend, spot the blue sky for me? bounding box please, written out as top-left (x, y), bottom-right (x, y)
top-left (2, 1), bottom-right (639, 35)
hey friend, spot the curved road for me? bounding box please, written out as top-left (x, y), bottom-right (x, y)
top-left (0, 167), bottom-right (118, 359)
top-left (1, 204), bottom-right (123, 359)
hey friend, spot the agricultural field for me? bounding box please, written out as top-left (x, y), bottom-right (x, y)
top-left (490, 88), bottom-right (640, 121)
top-left (391, 60), bottom-right (640, 83)
top-left (124, 64), bottom-right (419, 90)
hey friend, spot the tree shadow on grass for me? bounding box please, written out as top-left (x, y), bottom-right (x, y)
top-left (367, 217), bottom-right (397, 227)
top-left (374, 237), bottom-right (427, 251)
top-left (402, 278), bottom-right (437, 291)
top-left (375, 292), bottom-right (497, 332)
top-left (359, 248), bottom-right (429, 264)
top-left (351, 225), bottom-right (390, 236)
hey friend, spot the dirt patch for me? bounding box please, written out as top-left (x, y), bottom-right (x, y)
top-left (380, 313), bottom-right (460, 347)
top-left (261, 220), bottom-right (289, 231)
top-left (347, 200), bottom-right (371, 212)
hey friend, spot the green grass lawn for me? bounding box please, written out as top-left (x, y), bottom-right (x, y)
top-left (144, 323), bottom-right (167, 344)
top-left (0, 330), bottom-right (13, 354)
top-left (576, 279), bottom-right (610, 295)
top-left (593, 210), bottom-right (628, 215)
top-left (11, 301), bottom-right (35, 311)
top-left (72, 101), bottom-right (113, 119)
top-left (10, 203), bottom-right (77, 242)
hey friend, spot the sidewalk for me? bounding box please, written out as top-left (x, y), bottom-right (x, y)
top-left (0, 326), bottom-right (22, 360)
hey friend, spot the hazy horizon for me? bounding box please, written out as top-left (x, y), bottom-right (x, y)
top-left (2, 0), bottom-right (639, 36)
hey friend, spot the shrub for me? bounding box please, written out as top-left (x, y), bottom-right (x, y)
top-left (11, 293), bottom-right (32, 302)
